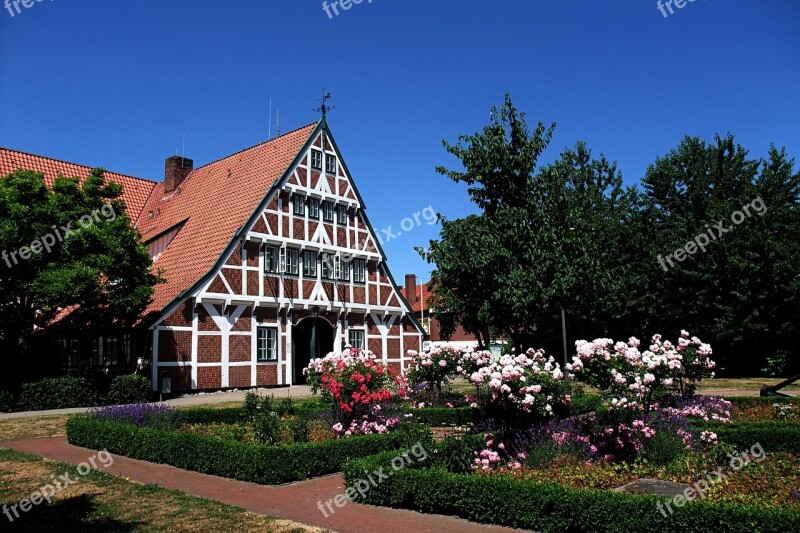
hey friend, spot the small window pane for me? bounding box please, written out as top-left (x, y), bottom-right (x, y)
top-left (286, 248), bottom-right (299, 275)
top-left (308, 198), bottom-right (320, 219)
top-left (293, 195), bottom-right (305, 216)
top-left (323, 202), bottom-right (334, 222)
top-left (257, 327), bottom-right (278, 362)
top-left (303, 251), bottom-right (317, 277)
top-left (337, 205), bottom-right (347, 225)
top-left (326, 154), bottom-right (337, 174)
top-left (265, 246), bottom-right (279, 273)
top-left (353, 259), bottom-right (366, 283)
top-left (311, 150), bottom-right (322, 170)
top-left (349, 330), bottom-right (365, 350)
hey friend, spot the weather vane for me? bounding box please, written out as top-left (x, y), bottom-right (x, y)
top-left (314, 89), bottom-right (334, 118)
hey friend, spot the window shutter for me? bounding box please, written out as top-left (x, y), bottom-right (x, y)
top-left (279, 247), bottom-right (287, 273)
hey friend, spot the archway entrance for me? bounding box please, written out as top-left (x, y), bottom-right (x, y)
top-left (292, 316), bottom-right (335, 384)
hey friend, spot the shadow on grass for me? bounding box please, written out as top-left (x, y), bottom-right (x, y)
top-left (3, 493), bottom-right (141, 532)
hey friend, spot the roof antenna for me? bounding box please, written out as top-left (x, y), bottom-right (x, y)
top-left (313, 88), bottom-right (334, 118)
top-left (182, 133), bottom-right (186, 159)
top-left (276, 108), bottom-right (280, 136)
top-left (268, 98), bottom-right (272, 139)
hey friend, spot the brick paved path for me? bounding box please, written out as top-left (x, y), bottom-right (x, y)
top-left (3, 437), bottom-right (526, 533)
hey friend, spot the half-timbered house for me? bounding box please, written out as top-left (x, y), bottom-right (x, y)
top-left (1, 118), bottom-right (424, 390)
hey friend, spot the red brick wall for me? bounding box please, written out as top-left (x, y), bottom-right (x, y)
top-left (229, 335), bottom-right (252, 362)
top-left (164, 367), bottom-right (192, 391)
top-left (158, 330), bottom-right (191, 362)
top-left (229, 366), bottom-right (251, 388)
top-left (256, 365), bottom-right (278, 386)
top-left (197, 366), bottom-right (221, 389)
top-left (198, 335), bottom-right (221, 363)
top-left (163, 301), bottom-right (192, 327)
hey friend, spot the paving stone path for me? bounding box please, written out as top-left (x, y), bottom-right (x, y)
top-left (3, 437), bottom-right (526, 533)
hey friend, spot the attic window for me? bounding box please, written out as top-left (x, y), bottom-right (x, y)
top-left (293, 195), bottom-right (306, 216)
top-left (326, 154), bottom-right (337, 174)
top-left (311, 150), bottom-right (322, 170)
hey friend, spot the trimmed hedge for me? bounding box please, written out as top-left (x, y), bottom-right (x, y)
top-left (721, 396), bottom-right (800, 408)
top-left (181, 407), bottom-right (247, 425)
top-left (343, 452), bottom-right (800, 532)
top-left (16, 376), bottom-right (100, 411)
top-left (405, 406), bottom-right (480, 427)
top-left (106, 375), bottom-right (152, 405)
top-left (66, 416), bottom-right (432, 484)
top-left (699, 421), bottom-right (800, 455)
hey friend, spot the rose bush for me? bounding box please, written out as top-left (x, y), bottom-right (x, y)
top-left (305, 348), bottom-right (404, 432)
top-left (568, 331), bottom-right (716, 413)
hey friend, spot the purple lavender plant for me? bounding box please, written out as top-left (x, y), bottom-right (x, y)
top-left (89, 403), bottom-right (184, 430)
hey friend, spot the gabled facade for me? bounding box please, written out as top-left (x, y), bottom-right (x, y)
top-left (147, 120), bottom-right (424, 390)
top-left (1, 119), bottom-right (424, 389)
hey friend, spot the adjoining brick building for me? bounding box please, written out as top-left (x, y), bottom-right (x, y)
top-left (1, 119), bottom-right (425, 390)
top-left (400, 275), bottom-right (505, 354)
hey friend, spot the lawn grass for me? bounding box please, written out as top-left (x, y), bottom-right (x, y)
top-left (0, 415), bottom-right (70, 442)
top-left (0, 448), bottom-right (327, 532)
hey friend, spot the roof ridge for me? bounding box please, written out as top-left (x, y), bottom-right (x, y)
top-left (0, 146), bottom-right (156, 185)
top-left (190, 121), bottom-right (319, 174)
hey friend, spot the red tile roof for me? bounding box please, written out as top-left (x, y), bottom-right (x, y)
top-left (0, 147), bottom-right (157, 222)
top-left (400, 280), bottom-right (433, 313)
top-left (138, 122), bottom-right (318, 315)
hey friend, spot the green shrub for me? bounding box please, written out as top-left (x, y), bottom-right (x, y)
top-left (699, 421), bottom-right (800, 455)
top-left (431, 434), bottom-right (484, 473)
top-left (16, 376), bottom-right (99, 411)
top-left (343, 453), bottom-right (800, 532)
top-left (0, 390), bottom-right (15, 412)
top-left (405, 406), bottom-right (479, 427)
top-left (66, 416), bottom-right (433, 485)
top-left (106, 375), bottom-right (151, 405)
top-left (640, 430), bottom-right (687, 466)
top-left (181, 407), bottom-right (246, 425)
top-left (253, 411), bottom-right (281, 445)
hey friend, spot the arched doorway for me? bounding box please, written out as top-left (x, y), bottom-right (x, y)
top-left (292, 316), bottom-right (335, 384)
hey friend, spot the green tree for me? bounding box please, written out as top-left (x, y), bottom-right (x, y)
top-left (641, 135), bottom-right (800, 374)
top-left (0, 168), bottom-right (159, 381)
top-left (425, 95), bottom-right (641, 355)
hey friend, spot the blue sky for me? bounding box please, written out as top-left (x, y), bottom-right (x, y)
top-left (1, 1), bottom-right (798, 282)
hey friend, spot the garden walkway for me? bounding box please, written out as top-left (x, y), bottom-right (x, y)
top-left (0, 385), bottom-right (314, 421)
top-left (3, 437), bottom-right (525, 533)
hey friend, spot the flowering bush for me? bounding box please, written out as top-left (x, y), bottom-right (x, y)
top-left (405, 346), bottom-right (463, 403)
top-left (89, 402), bottom-right (184, 430)
top-left (664, 396), bottom-right (732, 423)
top-left (305, 348), bottom-right (403, 432)
top-left (469, 349), bottom-right (571, 419)
top-left (568, 331), bottom-right (715, 413)
top-left (332, 404), bottom-right (402, 438)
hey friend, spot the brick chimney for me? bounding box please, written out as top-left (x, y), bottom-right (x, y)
top-left (164, 155), bottom-right (193, 193)
top-left (405, 274), bottom-right (417, 305)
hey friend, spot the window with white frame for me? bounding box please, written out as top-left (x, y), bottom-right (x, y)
top-left (336, 204), bottom-right (348, 225)
top-left (302, 250), bottom-right (317, 277)
top-left (326, 154), bottom-right (337, 174)
top-left (349, 329), bottom-right (365, 350)
top-left (323, 201), bottom-right (334, 222)
top-left (308, 197), bottom-right (320, 219)
top-left (321, 253), bottom-right (332, 279)
top-left (353, 258), bottom-right (366, 283)
top-left (285, 248), bottom-right (299, 275)
top-left (257, 327), bottom-right (278, 362)
top-left (334, 255), bottom-right (350, 281)
top-left (265, 245), bottom-right (279, 273)
top-left (293, 195), bottom-right (306, 216)
top-left (311, 149), bottom-right (323, 170)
